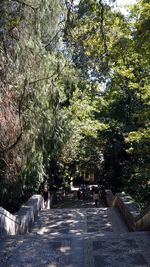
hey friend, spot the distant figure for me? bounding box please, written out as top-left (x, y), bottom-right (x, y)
top-left (98, 185), bottom-right (102, 199)
top-left (77, 189), bottom-right (81, 200)
top-left (93, 189), bottom-right (99, 207)
top-left (81, 184), bottom-right (85, 199)
top-left (43, 187), bottom-right (49, 209)
top-left (91, 186), bottom-right (95, 195)
top-left (85, 186), bottom-right (90, 200)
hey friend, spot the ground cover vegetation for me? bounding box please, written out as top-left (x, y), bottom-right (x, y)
top-left (0, 0), bottom-right (149, 212)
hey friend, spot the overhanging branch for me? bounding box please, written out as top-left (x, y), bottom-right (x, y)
top-left (28, 66), bottom-right (65, 85)
top-left (0, 132), bottom-right (23, 153)
top-left (10, 0), bottom-right (39, 10)
top-left (99, 0), bottom-right (108, 57)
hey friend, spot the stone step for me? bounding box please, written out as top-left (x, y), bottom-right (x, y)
top-left (0, 230), bottom-right (149, 267)
top-left (31, 207), bottom-right (128, 235)
top-left (0, 200), bottom-right (149, 266)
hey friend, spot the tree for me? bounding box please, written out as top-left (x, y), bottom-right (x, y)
top-left (64, 0), bottom-right (150, 207)
top-left (0, 0), bottom-right (149, 211)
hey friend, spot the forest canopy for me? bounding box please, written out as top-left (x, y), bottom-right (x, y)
top-left (0, 0), bottom-right (149, 212)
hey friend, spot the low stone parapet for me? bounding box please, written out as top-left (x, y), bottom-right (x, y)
top-left (16, 194), bottom-right (43, 234)
top-left (0, 207), bottom-right (20, 235)
top-left (115, 192), bottom-right (140, 231)
top-left (105, 190), bottom-right (116, 207)
top-left (0, 194), bottom-right (44, 236)
top-left (135, 207), bottom-right (150, 231)
top-left (105, 190), bottom-right (150, 231)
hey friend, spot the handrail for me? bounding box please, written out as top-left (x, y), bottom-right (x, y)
top-left (0, 211), bottom-right (21, 225)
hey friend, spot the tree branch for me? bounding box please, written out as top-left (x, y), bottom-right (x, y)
top-left (64, 0), bottom-right (74, 38)
top-left (10, 0), bottom-right (39, 10)
top-left (0, 132), bottom-right (23, 153)
top-left (45, 28), bottom-right (63, 50)
top-left (99, 0), bottom-right (108, 57)
top-left (18, 78), bottom-right (28, 118)
top-left (28, 66), bottom-right (65, 85)
top-left (0, 79), bottom-right (27, 154)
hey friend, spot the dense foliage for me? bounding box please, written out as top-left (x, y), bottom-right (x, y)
top-left (0, 0), bottom-right (149, 211)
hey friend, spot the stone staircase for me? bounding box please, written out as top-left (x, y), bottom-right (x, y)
top-left (0, 195), bottom-right (150, 267)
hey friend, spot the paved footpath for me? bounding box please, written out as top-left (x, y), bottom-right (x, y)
top-left (0, 193), bottom-right (150, 267)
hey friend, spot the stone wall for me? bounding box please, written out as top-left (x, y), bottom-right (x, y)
top-left (0, 194), bottom-right (44, 236)
top-left (105, 190), bottom-right (150, 231)
top-left (114, 192), bottom-right (140, 231)
top-left (0, 207), bottom-right (20, 235)
top-left (16, 194), bottom-right (43, 234)
top-left (135, 207), bottom-right (150, 231)
top-left (104, 190), bottom-right (116, 207)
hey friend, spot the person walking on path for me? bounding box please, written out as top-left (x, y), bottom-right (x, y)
top-left (43, 187), bottom-right (50, 209)
top-left (91, 186), bottom-right (95, 196)
top-left (93, 189), bottom-right (99, 207)
top-left (81, 184), bottom-right (85, 199)
top-left (77, 189), bottom-right (81, 200)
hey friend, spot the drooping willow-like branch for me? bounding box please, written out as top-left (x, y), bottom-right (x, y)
top-left (99, 0), bottom-right (108, 57)
top-left (45, 28), bottom-right (63, 50)
top-left (10, 0), bottom-right (40, 11)
top-left (64, 0), bottom-right (74, 38)
top-left (28, 65), bottom-right (65, 85)
top-left (45, 19), bottom-right (66, 50)
top-left (0, 79), bottom-right (27, 154)
top-left (0, 61), bottom-right (66, 154)
top-left (0, 132), bottom-right (23, 153)
top-left (18, 78), bottom-right (28, 118)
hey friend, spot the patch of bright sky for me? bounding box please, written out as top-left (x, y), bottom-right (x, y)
top-left (74, 0), bottom-right (137, 15)
top-left (114, 0), bottom-right (137, 15)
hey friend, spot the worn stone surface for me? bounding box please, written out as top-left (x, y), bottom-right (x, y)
top-left (0, 193), bottom-right (149, 266)
top-left (0, 195), bottom-right (43, 236)
top-left (105, 190), bottom-right (150, 231)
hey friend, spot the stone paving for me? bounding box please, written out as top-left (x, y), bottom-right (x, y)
top-left (0, 193), bottom-right (150, 266)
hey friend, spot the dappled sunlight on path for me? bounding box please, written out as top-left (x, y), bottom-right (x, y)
top-left (0, 192), bottom-right (150, 267)
top-left (55, 191), bottom-right (105, 209)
